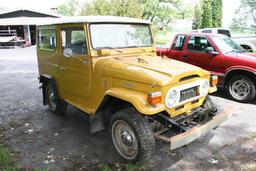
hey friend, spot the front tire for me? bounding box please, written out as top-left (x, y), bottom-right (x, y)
top-left (110, 108), bottom-right (155, 163)
top-left (45, 81), bottom-right (67, 114)
top-left (202, 96), bottom-right (217, 113)
top-left (227, 75), bottom-right (256, 102)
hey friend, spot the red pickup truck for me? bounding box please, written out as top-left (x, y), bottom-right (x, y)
top-left (157, 33), bottom-right (256, 102)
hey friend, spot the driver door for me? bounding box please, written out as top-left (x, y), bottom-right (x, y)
top-left (184, 35), bottom-right (223, 73)
top-left (58, 24), bottom-right (91, 105)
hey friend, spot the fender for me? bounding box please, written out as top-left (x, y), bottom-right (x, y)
top-left (39, 74), bottom-right (53, 83)
top-left (225, 66), bottom-right (256, 76)
top-left (105, 87), bottom-right (165, 115)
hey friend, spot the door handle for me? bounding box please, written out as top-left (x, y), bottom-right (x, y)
top-left (182, 55), bottom-right (188, 60)
top-left (59, 66), bottom-right (66, 71)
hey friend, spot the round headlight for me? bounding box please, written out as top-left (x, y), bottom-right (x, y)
top-left (200, 79), bottom-right (210, 96)
top-left (165, 89), bottom-right (179, 108)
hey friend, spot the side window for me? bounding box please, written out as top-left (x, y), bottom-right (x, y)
top-left (61, 27), bottom-right (87, 55)
top-left (202, 29), bottom-right (212, 33)
top-left (38, 29), bottom-right (56, 51)
top-left (172, 35), bottom-right (186, 51)
top-left (187, 36), bottom-right (214, 52)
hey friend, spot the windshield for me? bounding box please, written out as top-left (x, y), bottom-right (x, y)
top-left (90, 23), bottom-right (153, 49)
top-left (211, 35), bottom-right (246, 54)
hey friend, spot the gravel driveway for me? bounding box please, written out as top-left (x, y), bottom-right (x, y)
top-left (0, 47), bottom-right (255, 171)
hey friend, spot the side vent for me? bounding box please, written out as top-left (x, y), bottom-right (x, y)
top-left (102, 79), bottom-right (109, 90)
top-left (179, 74), bottom-right (199, 82)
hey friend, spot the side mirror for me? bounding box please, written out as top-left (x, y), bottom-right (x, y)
top-left (205, 47), bottom-right (219, 56)
top-left (63, 48), bottom-right (73, 58)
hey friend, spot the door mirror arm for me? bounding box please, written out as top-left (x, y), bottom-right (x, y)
top-left (63, 48), bottom-right (89, 64)
top-left (205, 47), bottom-right (219, 56)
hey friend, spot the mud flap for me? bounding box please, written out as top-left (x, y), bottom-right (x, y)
top-left (89, 112), bottom-right (105, 134)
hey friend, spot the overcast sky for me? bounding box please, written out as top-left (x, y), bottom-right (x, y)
top-left (0, 0), bottom-right (241, 28)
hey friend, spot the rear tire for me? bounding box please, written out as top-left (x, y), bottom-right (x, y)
top-left (110, 108), bottom-right (155, 163)
top-left (45, 81), bottom-right (67, 114)
top-left (227, 75), bottom-right (256, 102)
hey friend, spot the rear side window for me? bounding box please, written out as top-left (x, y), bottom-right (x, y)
top-left (61, 27), bottom-right (87, 55)
top-left (202, 29), bottom-right (212, 33)
top-left (38, 29), bottom-right (56, 51)
top-left (217, 29), bottom-right (231, 37)
top-left (172, 35), bottom-right (186, 51)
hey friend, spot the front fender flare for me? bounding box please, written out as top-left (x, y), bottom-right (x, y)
top-left (105, 87), bottom-right (165, 115)
top-left (225, 66), bottom-right (256, 76)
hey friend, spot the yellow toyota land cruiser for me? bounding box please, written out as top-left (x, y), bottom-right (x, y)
top-left (36, 16), bottom-right (230, 163)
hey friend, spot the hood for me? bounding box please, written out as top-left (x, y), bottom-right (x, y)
top-left (233, 52), bottom-right (256, 59)
top-left (97, 55), bottom-right (209, 86)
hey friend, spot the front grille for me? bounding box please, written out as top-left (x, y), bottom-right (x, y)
top-left (179, 86), bottom-right (199, 102)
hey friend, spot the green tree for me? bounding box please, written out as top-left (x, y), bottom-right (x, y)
top-left (58, 0), bottom-right (79, 16)
top-left (192, 4), bottom-right (202, 29)
top-left (139, 0), bottom-right (181, 30)
top-left (211, 0), bottom-right (222, 27)
top-left (80, 0), bottom-right (142, 18)
top-left (230, 0), bottom-right (256, 33)
top-left (201, 0), bottom-right (212, 28)
top-left (80, 0), bottom-right (184, 31)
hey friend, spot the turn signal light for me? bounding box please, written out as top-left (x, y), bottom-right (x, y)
top-left (211, 75), bottom-right (218, 86)
top-left (148, 92), bottom-right (162, 106)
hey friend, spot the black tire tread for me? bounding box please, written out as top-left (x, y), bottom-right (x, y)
top-left (110, 108), bottom-right (155, 163)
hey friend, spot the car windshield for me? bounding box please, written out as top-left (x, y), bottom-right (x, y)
top-left (90, 23), bottom-right (153, 49)
top-left (211, 35), bottom-right (246, 54)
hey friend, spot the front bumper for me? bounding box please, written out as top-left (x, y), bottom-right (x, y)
top-left (154, 108), bottom-right (232, 150)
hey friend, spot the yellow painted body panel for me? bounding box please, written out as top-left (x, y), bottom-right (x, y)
top-left (37, 22), bottom-right (217, 118)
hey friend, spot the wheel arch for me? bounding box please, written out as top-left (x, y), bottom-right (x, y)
top-left (89, 87), bottom-right (165, 134)
top-left (224, 68), bottom-right (256, 86)
top-left (39, 74), bottom-right (56, 105)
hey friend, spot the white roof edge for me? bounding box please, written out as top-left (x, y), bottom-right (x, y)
top-left (37, 16), bottom-right (151, 26)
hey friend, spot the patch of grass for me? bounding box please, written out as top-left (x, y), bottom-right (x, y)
top-left (248, 132), bottom-right (256, 140)
top-left (0, 143), bottom-right (20, 171)
top-left (212, 151), bottom-right (226, 162)
top-left (125, 163), bottom-right (146, 171)
top-left (100, 164), bottom-right (112, 171)
top-left (241, 163), bottom-right (256, 171)
top-left (33, 168), bottom-right (49, 171)
top-left (0, 143), bottom-right (47, 171)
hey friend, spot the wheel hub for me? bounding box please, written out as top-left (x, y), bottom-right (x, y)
top-left (231, 79), bottom-right (250, 99)
top-left (47, 87), bottom-right (57, 110)
top-left (121, 130), bottom-right (134, 147)
top-left (112, 120), bottom-right (138, 160)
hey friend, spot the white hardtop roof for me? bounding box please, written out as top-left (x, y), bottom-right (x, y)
top-left (37, 16), bottom-right (151, 26)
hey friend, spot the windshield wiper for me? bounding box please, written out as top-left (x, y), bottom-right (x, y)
top-left (97, 46), bottom-right (123, 53)
top-left (225, 49), bottom-right (240, 54)
top-left (128, 45), bottom-right (140, 48)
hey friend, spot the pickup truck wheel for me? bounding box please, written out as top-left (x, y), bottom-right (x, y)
top-left (110, 108), bottom-right (155, 163)
top-left (45, 81), bottom-right (67, 114)
top-left (227, 75), bottom-right (256, 102)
